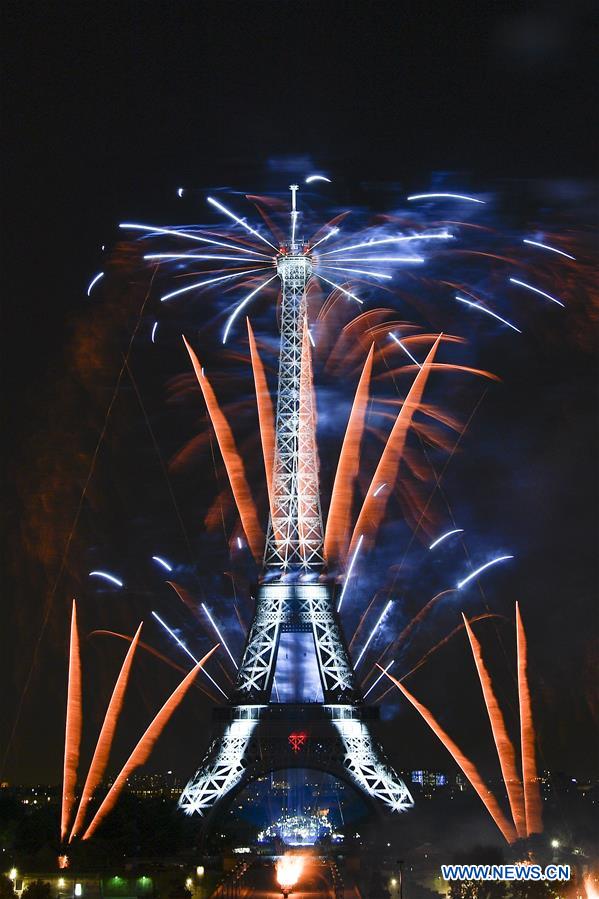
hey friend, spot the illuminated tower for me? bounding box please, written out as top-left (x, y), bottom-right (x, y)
top-left (178, 187), bottom-right (414, 822)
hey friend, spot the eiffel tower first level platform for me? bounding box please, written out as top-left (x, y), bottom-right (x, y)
top-left (178, 584), bottom-right (414, 820)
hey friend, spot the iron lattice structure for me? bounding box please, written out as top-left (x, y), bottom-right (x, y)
top-left (179, 189), bottom-right (414, 822)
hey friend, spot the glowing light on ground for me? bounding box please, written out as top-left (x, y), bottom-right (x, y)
top-left (201, 603), bottom-right (238, 668)
top-left (325, 346), bottom-right (374, 566)
top-left (86, 272), bottom-right (104, 296)
top-left (337, 534), bottom-right (364, 612)
top-left (88, 571), bottom-right (123, 588)
top-left (408, 192), bottom-right (485, 204)
top-left (81, 645), bottom-right (218, 840)
top-left (69, 623), bottom-right (143, 841)
top-left (222, 274), bottom-right (278, 343)
top-left (463, 614), bottom-right (526, 838)
top-left (207, 195), bottom-right (279, 251)
top-left (516, 602), bottom-right (543, 835)
top-left (61, 601), bottom-right (82, 842)
top-left (523, 239), bottom-right (576, 260)
top-left (381, 668), bottom-right (517, 844)
top-left (355, 600), bottom-right (393, 667)
top-left (509, 277), bottom-right (565, 307)
top-left (389, 331), bottom-right (422, 367)
top-left (276, 855), bottom-right (305, 891)
top-left (183, 337), bottom-right (263, 561)
top-left (455, 295), bottom-right (522, 333)
top-left (429, 528), bottom-right (463, 550)
top-left (152, 555), bottom-right (172, 572)
top-left (151, 611), bottom-right (227, 699)
top-left (456, 555), bottom-right (513, 589)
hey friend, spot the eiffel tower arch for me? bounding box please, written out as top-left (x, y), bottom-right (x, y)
top-left (179, 189), bottom-right (414, 826)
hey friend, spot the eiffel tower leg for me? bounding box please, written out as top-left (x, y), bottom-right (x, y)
top-left (178, 716), bottom-right (258, 817)
top-left (332, 712), bottom-right (414, 813)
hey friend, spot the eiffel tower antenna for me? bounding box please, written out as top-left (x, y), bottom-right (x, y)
top-left (178, 185), bottom-right (414, 822)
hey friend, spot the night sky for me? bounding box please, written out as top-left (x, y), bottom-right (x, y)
top-left (1, 0), bottom-right (597, 789)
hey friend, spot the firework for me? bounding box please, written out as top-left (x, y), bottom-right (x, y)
top-left (183, 336), bottom-right (263, 561)
top-left (325, 345), bottom-right (374, 568)
top-left (81, 645), bottom-right (218, 840)
top-left (349, 335), bottom-right (442, 556)
top-left (462, 614), bottom-right (526, 839)
top-left (60, 601), bottom-right (82, 843)
top-left (516, 602), bottom-right (543, 835)
top-left (69, 623), bottom-right (143, 841)
top-left (382, 667), bottom-right (516, 844)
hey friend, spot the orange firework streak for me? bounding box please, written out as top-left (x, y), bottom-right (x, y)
top-left (462, 614), bottom-right (526, 839)
top-left (381, 668), bottom-right (517, 844)
top-left (348, 336), bottom-right (442, 559)
top-left (246, 318), bottom-right (276, 521)
top-left (69, 623), bottom-right (143, 841)
top-left (325, 345), bottom-right (374, 567)
top-left (82, 645), bottom-right (218, 841)
top-left (516, 602), bottom-right (543, 835)
top-left (183, 336), bottom-right (263, 563)
top-left (61, 600), bottom-right (82, 842)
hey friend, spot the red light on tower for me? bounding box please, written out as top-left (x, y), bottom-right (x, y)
top-left (288, 732), bottom-right (307, 753)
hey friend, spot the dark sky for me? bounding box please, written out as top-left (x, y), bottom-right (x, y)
top-left (1, 0), bottom-right (597, 788)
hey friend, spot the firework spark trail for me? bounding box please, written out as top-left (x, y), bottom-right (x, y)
top-left (69, 623), bottom-right (143, 841)
top-left (207, 196), bottom-right (280, 252)
top-left (222, 275), bottom-right (278, 344)
top-left (61, 600), bottom-right (82, 842)
top-left (165, 580), bottom-right (203, 619)
top-left (183, 336), bottom-right (263, 562)
top-left (325, 345), bottom-right (374, 567)
top-left (82, 646), bottom-right (219, 840)
top-left (516, 602), bottom-right (543, 836)
top-left (88, 630), bottom-right (219, 703)
top-left (319, 232), bottom-right (452, 256)
top-left (522, 238), bottom-right (576, 261)
top-left (462, 614), bottom-right (526, 839)
top-left (151, 610), bottom-right (228, 699)
top-left (381, 668), bottom-right (517, 844)
top-left (201, 603), bottom-right (238, 668)
top-left (315, 274), bottom-right (364, 305)
top-left (247, 318), bottom-right (276, 516)
top-left (348, 335), bottom-right (442, 558)
top-left (429, 528), bottom-right (464, 549)
top-left (376, 613), bottom-right (501, 702)
top-left (161, 268), bottom-right (267, 304)
top-left (336, 535), bottom-right (363, 612)
top-left (455, 295), bottom-right (522, 333)
top-left (509, 277), bottom-right (565, 308)
top-left (354, 600), bottom-right (393, 668)
top-left (349, 588), bottom-right (382, 652)
top-left (120, 222), bottom-right (264, 255)
top-left (363, 660), bottom-right (395, 698)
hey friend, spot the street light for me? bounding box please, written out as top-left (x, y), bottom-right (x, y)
top-left (551, 840), bottom-right (560, 849)
top-left (9, 870), bottom-right (17, 882)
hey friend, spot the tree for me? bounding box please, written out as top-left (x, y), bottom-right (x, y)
top-left (0, 875), bottom-right (15, 899)
top-left (22, 881), bottom-right (52, 899)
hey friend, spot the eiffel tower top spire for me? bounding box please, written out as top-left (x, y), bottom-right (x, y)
top-left (263, 187), bottom-right (325, 575)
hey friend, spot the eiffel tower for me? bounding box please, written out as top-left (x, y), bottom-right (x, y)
top-left (178, 187), bottom-right (414, 823)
